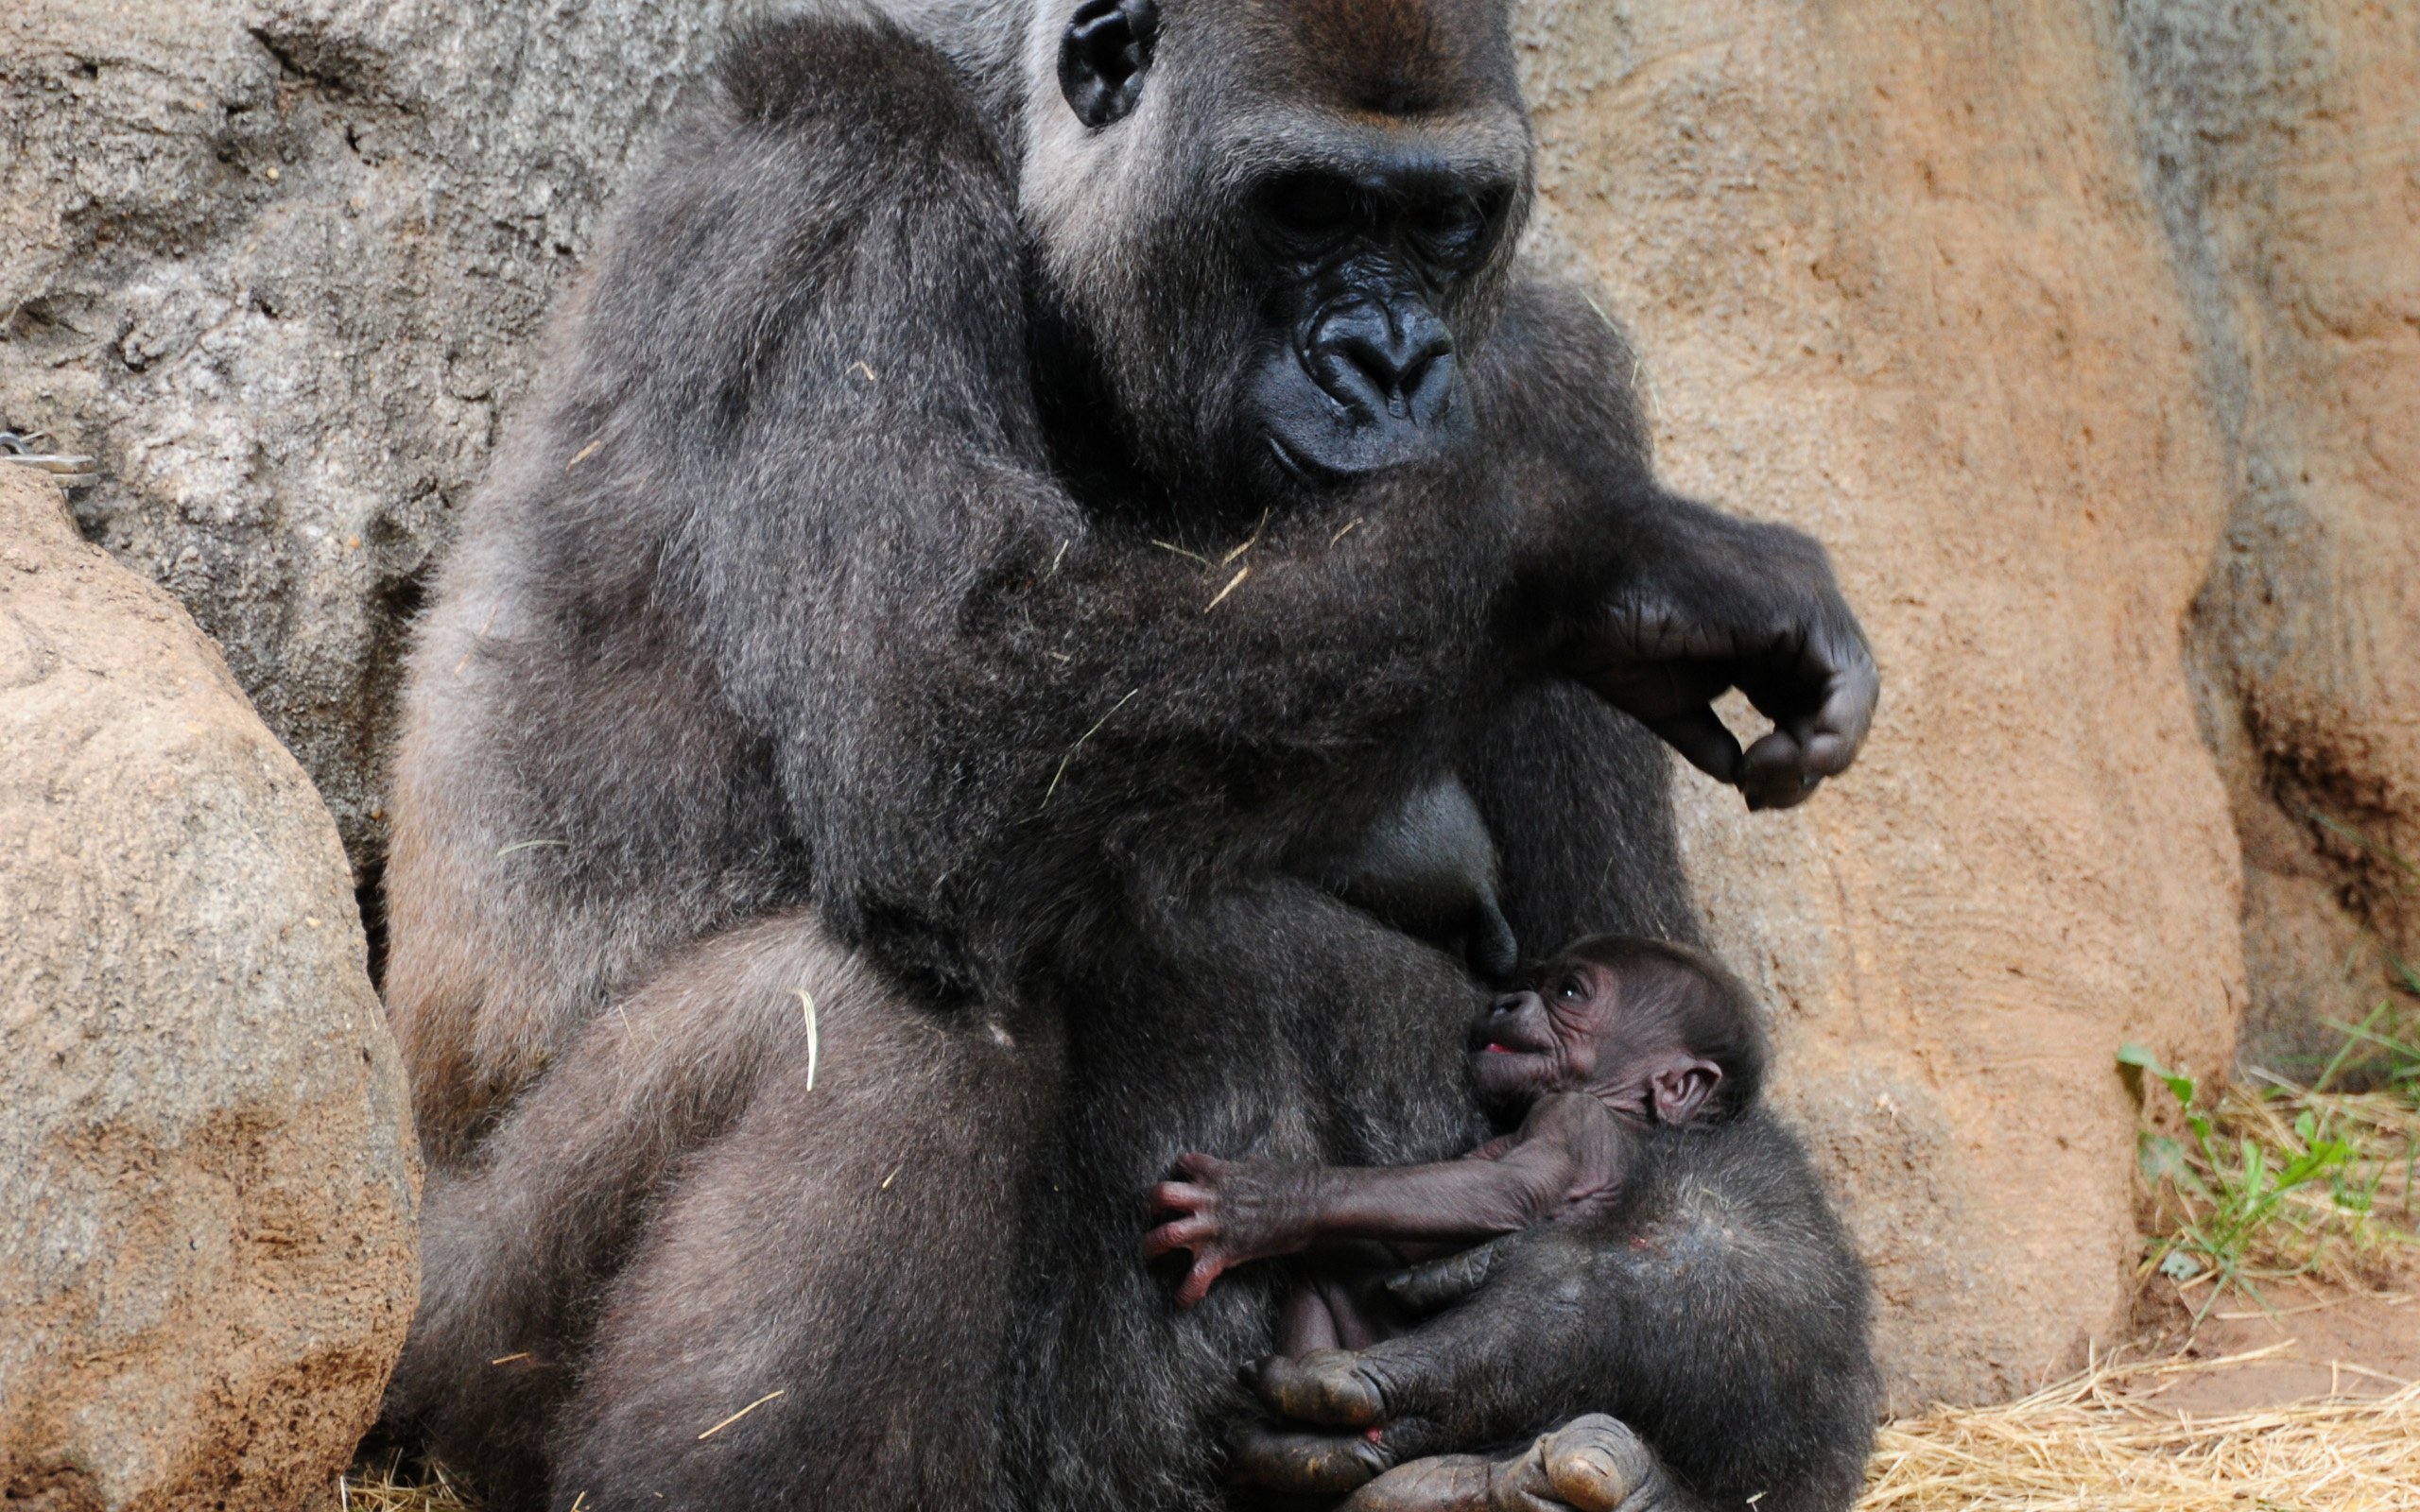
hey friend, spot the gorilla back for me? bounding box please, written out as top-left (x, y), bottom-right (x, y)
top-left (382, 4), bottom-right (1882, 1510)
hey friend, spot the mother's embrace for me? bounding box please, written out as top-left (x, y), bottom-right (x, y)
top-left (375, 2), bottom-right (1881, 1509)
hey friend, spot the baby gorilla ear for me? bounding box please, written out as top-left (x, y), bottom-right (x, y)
top-left (1059, 0), bottom-right (1161, 128)
top-left (1649, 1058), bottom-right (1722, 1125)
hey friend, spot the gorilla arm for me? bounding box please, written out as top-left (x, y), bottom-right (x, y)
top-left (1143, 1095), bottom-right (1634, 1307)
top-left (1474, 281), bottom-right (1881, 815)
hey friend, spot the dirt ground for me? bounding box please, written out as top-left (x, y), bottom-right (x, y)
top-left (2127, 1267), bottom-right (2420, 1415)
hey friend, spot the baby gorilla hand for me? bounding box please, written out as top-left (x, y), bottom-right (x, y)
top-left (1142, 1152), bottom-right (1306, 1307)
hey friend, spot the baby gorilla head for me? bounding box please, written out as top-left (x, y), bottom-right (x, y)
top-left (1469, 936), bottom-right (1768, 1127)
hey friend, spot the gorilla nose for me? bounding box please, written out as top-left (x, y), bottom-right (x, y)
top-left (1489, 990), bottom-right (1537, 1021)
top-left (1308, 302), bottom-right (1457, 421)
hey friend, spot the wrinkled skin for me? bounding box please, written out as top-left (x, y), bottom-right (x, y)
top-left (1339, 1417), bottom-right (1681, 1512)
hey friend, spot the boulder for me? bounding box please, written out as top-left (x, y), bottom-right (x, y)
top-left (0, 469), bottom-right (417, 1512)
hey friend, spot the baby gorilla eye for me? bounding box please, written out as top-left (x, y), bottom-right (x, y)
top-left (1556, 975), bottom-right (1586, 1001)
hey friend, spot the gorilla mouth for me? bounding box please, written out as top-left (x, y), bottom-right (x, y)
top-left (1472, 1026), bottom-right (1552, 1057)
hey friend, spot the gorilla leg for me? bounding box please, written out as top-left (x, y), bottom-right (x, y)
top-left (384, 914), bottom-right (947, 1506)
top-left (546, 947), bottom-right (1061, 1512)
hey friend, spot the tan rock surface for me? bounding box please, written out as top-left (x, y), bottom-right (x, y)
top-left (0, 0), bottom-right (773, 885)
top-left (1510, 0), bottom-right (2417, 1411)
top-left (1514, 0), bottom-right (2254, 1407)
top-left (0, 469), bottom-right (418, 1511)
top-left (2126, 0), bottom-right (2420, 1075)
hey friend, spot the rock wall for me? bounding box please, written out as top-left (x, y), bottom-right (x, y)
top-left (1515, 0), bottom-right (2253, 1407)
top-left (2118, 0), bottom-right (2420, 1078)
top-left (0, 471), bottom-right (418, 1512)
top-left (2, 0), bottom-right (2414, 1415)
top-left (0, 0), bottom-right (773, 904)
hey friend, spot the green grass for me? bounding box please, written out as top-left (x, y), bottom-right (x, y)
top-left (2120, 1019), bottom-right (2420, 1320)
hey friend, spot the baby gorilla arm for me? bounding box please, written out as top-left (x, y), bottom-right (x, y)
top-left (1144, 1094), bottom-right (1632, 1306)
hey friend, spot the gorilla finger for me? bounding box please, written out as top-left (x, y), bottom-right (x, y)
top-left (1535, 1416), bottom-right (1658, 1512)
top-left (1177, 1256), bottom-right (1225, 1306)
top-left (1338, 1455), bottom-right (1494, 1512)
top-left (1639, 706), bottom-right (1744, 785)
top-left (1140, 1217), bottom-right (1208, 1257)
top-left (1367, 1413), bottom-right (1457, 1465)
top-left (1251, 1349), bottom-right (1387, 1427)
top-left (1385, 1239), bottom-right (1503, 1315)
top-left (1795, 712), bottom-right (1859, 781)
top-left (1738, 731), bottom-right (1819, 812)
top-left (1147, 1183), bottom-right (1213, 1216)
top-left (1804, 651), bottom-right (1880, 775)
top-left (1228, 1425), bottom-right (1392, 1494)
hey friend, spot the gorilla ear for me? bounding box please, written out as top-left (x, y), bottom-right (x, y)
top-left (1649, 1058), bottom-right (1722, 1126)
top-left (1059, 0), bottom-right (1161, 129)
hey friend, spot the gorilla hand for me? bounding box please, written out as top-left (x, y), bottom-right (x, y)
top-left (1228, 1237), bottom-right (1695, 1504)
top-left (1339, 1418), bottom-right (1694, 1512)
top-left (1143, 1153), bottom-right (1308, 1307)
top-left (1561, 496), bottom-right (1877, 812)
top-left (1234, 1373), bottom-right (1696, 1512)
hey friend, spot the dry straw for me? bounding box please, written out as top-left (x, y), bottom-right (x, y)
top-left (340, 1454), bottom-right (476, 1511)
top-left (1858, 1347), bottom-right (2420, 1512)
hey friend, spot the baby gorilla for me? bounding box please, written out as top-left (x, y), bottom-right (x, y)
top-left (1144, 936), bottom-right (1764, 1348)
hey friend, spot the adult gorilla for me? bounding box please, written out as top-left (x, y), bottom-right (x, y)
top-left (378, 2), bottom-right (1880, 1510)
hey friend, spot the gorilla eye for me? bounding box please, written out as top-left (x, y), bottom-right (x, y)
top-left (1412, 196), bottom-right (1488, 260)
top-left (1262, 173), bottom-right (1359, 245)
top-left (1059, 0), bottom-right (1161, 129)
top-left (1556, 975), bottom-right (1586, 1002)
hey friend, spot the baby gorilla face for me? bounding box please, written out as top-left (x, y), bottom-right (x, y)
top-left (1467, 953), bottom-right (1621, 1118)
top-left (1466, 944), bottom-right (1731, 1127)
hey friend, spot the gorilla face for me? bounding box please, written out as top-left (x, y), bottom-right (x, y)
top-left (1244, 163), bottom-right (1514, 483)
top-left (1028, 0), bottom-right (1533, 499)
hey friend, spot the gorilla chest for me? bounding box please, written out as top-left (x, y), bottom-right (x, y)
top-left (1063, 932), bottom-right (1487, 1200)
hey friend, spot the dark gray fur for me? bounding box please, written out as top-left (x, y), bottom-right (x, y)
top-left (378, 3), bottom-right (1880, 1510)
top-left (1309, 775), bottom-right (1521, 983)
